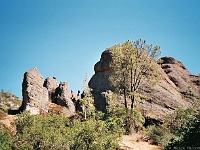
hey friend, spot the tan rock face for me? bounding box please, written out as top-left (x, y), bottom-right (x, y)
top-left (160, 57), bottom-right (192, 92)
top-left (21, 67), bottom-right (48, 114)
top-left (89, 49), bottom-right (199, 121)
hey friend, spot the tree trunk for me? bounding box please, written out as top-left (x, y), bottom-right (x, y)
top-left (131, 95), bottom-right (134, 109)
top-left (124, 88), bottom-right (127, 108)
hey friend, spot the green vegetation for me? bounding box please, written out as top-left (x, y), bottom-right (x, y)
top-left (0, 123), bottom-right (12, 150)
top-left (145, 108), bottom-right (200, 149)
top-left (105, 90), bottom-right (145, 133)
top-left (0, 39), bottom-right (199, 150)
top-left (80, 73), bottom-right (95, 120)
top-left (12, 112), bottom-right (121, 150)
top-left (109, 39), bottom-right (161, 109)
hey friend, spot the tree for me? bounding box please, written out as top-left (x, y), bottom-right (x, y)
top-left (81, 73), bottom-right (95, 120)
top-left (109, 39), bottom-right (161, 109)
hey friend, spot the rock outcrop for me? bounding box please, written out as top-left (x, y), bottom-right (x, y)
top-left (21, 67), bottom-right (48, 114)
top-left (89, 49), bottom-right (199, 121)
top-left (160, 57), bottom-right (191, 92)
top-left (44, 77), bottom-right (58, 103)
top-left (55, 82), bottom-right (75, 114)
top-left (160, 56), bottom-right (200, 101)
top-left (21, 68), bottom-right (77, 116)
top-left (89, 48), bottom-right (113, 111)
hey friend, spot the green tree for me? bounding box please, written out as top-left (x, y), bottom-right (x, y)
top-left (109, 39), bottom-right (161, 109)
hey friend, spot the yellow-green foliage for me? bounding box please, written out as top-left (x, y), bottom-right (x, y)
top-left (146, 125), bottom-right (174, 148)
top-left (109, 39), bottom-right (161, 108)
top-left (145, 108), bottom-right (200, 149)
top-left (105, 90), bottom-right (145, 133)
top-left (0, 123), bottom-right (11, 150)
top-left (12, 112), bottom-right (120, 150)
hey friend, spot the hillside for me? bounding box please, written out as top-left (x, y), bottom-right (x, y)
top-left (0, 90), bottom-right (21, 115)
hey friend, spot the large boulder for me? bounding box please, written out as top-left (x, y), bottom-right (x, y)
top-left (89, 49), bottom-right (197, 121)
top-left (55, 82), bottom-right (75, 114)
top-left (21, 67), bottom-right (48, 114)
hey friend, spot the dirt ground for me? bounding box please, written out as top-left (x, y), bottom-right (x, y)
top-left (0, 115), bottom-right (17, 135)
top-left (120, 133), bottom-right (162, 150)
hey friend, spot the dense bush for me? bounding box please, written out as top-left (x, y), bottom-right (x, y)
top-left (12, 112), bottom-right (120, 150)
top-left (69, 118), bottom-right (120, 150)
top-left (165, 111), bottom-right (200, 149)
top-left (0, 123), bottom-right (12, 150)
top-left (105, 90), bottom-right (145, 134)
top-left (145, 108), bottom-right (200, 149)
top-left (13, 112), bottom-right (70, 150)
top-left (146, 124), bottom-right (174, 148)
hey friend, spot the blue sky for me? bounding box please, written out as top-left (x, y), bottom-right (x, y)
top-left (0, 0), bottom-right (199, 98)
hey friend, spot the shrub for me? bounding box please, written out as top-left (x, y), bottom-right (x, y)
top-left (109, 107), bottom-right (145, 134)
top-left (165, 111), bottom-right (200, 149)
top-left (145, 125), bottom-right (174, 148)
top-left (0, 123), bottom-right (12, 150)
top-left (13, 112), bottom-right (70, 150)
top-left (165, 108), bottom-right (196, 136)
top-left (69, 119), bottom-right (120, 150)
top-left (145, 108), bottom-right (200, 149)
top-left (12, 112), bottom-right (120, 150)
top-left (105, 90), bottom-right (145, 134)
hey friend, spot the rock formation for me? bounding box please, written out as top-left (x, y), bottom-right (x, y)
top-left (55, 82), bottom-right (75, 114)
top-left (21, 68), bottom-right (77, 116)
top-left (44, 77), bottom-right (58, 103)
top-left (160, 57), bottom-right (200, 95)
top-left (21, 67), bottom-right (48, 114)
top-left (89, 49), bottom-right (199, 121)
top-left (89, 48), bottom-right (113, 111)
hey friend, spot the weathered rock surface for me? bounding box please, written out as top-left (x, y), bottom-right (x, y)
top-left (89, 48), bottom-right (113, 111)
top-left (20, 68), bottom-right (78, 116)
top-left (160, 57), bottom-right (200, 96)
top-left (44, 77), bottom-right (58, 103)
top-left (21, 67), bottom-right (48, 114)
top-left (94, 48), bottom-right (112, 73)
top-left (160, 57), bottom-right (191, 92)
top-left (55, 82), bottom-right (75, 114)
top-left (89, 49), bottom-right (199, 121)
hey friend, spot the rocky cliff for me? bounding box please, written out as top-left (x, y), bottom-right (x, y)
top-left (89, 49), bottom-right (200, 121)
